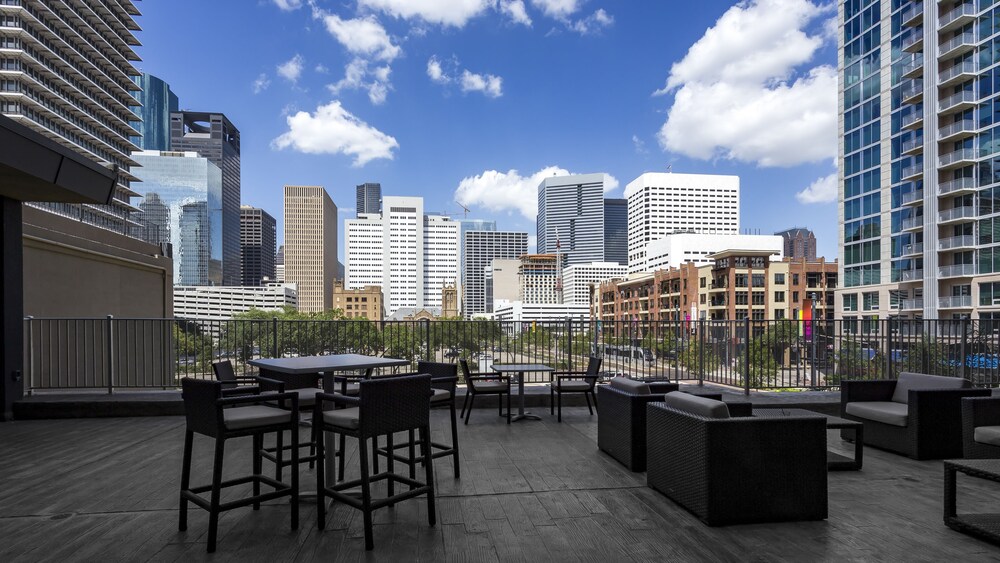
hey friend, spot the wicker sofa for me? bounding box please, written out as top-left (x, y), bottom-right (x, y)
top-left (961, 396), bottom-right (1000, 459)
top-left (597, 378), bottom-right (751, 472)
top-left (646, 393), bottom-right (828, 526)
top-left (840, 372), bottom-right (990, 460)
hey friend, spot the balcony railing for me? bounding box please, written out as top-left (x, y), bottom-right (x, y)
top-left (939, 295), bottom-right (973, 309)
top-left (901, 268), bottom-right (924, 281)
top-left (938, 31), bottom-right (977, 59)
top-left (901, 216), bottom-right (923, 231)
top-left (938, 205), bottom-right (976, 223)
top-left (938, 176), bottom-right (977, 196)
top-left (939, 60), bottom-right (977, 86)
top-left (901, 111), bottom-right (923, 130)
top-left (902, 29), bottom-right (924, 52)
top-left (938, 119), bottom-right (977, 141)
top-left (939, 235), bottom-right (976, 250)
top-left (901, 79), bottom-right (924, 103)
top-left (939, 90), bottom-right (977, 113)
top-left (938, 148), bottom-right (977, 169)
top-left (938, 263), bottom-right (976, 278)
top-left (901, 242), bottom-right (923, 256)
top-left (901, 163), bottom-right (923, 180)
top-left (901, 137), bottom-right (924, 154)
top-left (939, 2), bottom-right (977, 32)
top-left (900, 298), bottom-right (924, 310)
top-left (900, 189), bottom-right (924, 206)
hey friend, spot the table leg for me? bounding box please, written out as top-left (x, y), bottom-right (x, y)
top-left (944, 464), bottom-right (957, 519)
top-left (511, 371), bottom-right (540, 422)
top-left (853, 426), bottom-right (863, 470)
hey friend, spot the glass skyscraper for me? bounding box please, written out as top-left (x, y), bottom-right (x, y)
top-left (131, 73), bottom-right (178, 151)
top-left (604, 198), bottom-right (628, 266)
top-left (132, 151), bottom-right (223, 285)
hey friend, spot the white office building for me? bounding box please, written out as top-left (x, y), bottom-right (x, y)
top-left (563, 262), bottom-right (630, 305)
top-left (173, 283), bottom-right (298, 321)
top-left (639, 234), bottom-right (784, 272)
top-left (537, 173), bottom-right (609, 265)
top-left (345, 197), bottom-right (460, 316)
top-left (625, 172), bottom-right (740, 272)
top-left (464, 231), bottom-right (529, 317)
top-left (492, 301), bottom-right (590, 323)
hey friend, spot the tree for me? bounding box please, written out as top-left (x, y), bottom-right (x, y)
top-left (736, 321), bottom-right (799, 388)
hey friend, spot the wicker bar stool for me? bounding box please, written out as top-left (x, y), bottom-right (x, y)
top-left (178, 378), bottom-right (300, 553)
top-left (459, 359), bottom-right (511, 425)
top-left (314, 373), bottom-right (436, 551)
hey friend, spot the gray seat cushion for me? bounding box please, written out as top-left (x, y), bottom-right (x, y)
top-left (472, 381), bottom-right (507, 392)
top-left (974, 425), bottom-right (1000, 447)
top-left (845, 401), bottom-right (908, 427)
top-left (224, 405), bottom-right (292, 430)
top-left (556, 380), bottom-right (592, 391)
top-left (663, 391), bottom-right (730, 419)
top-left (322, 407), bottom-right (360, 430)
top-left (267, 387), bottom-right (322, 407)
top-left (891, 372), bottom-right (967, 404)
top-left (609, 377), bottom-right (650, 395)
top-left (339, 383), bottom-right (361, 396)
top-left (430, 388), bottom-right (451, 403)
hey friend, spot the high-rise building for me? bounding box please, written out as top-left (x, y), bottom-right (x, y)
top-left (0, 0), bottom-right (143, 235)
top-left (604, 198), bottom-right (628, 266)
top-left (344, 197), bottom-right (460, 316)
top-left (132, 151), bottom-right (223, 285)
top-left (138, 192), bottom-right (170, 247)
top-left (275, 245), bottom-right (285, 282)
top-left (170, 111), bottom-right (241, 285)
top-left (624, 172), bottom-right (740, 273)
top-left (131, 73), bottom-right (178, 151)
top-left (518, 254), bottom-right (561, 304)
top-left (463, 231), bottom-right (528, 317)
top-left (284, 185), bottom-right (337, 312)
top-left (240, 206), bottom-right (276, 286)
top-left (356, 182), bottom-right (381, 216)
top-left (459, 218), bottom-right (496, 288)
top-left (537, 173), bottom-right (607, 265)
top-left (776, 227), bottom-right (817, 262)
top-left (562, 262), bottom-right (629, 305)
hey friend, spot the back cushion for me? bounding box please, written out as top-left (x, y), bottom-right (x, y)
top-left (891, 372), bottom-right (968, 404)
top-left (663, 391), bottom-right (730, 419)
top-left (609, 377), bottom-right (650, 395)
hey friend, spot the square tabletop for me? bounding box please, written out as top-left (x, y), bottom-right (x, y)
top-left (490, 364), bottom-right (554, 373)
top-left (248, 354), bottom-right (409, 375)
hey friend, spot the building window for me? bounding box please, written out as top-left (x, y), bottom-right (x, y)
top-left (775, 309), bottom-right (785, 319)
top-left (751, 273), bottom-right (765, 287)
top-left (792, 274), bottom-right (800, 285)
top-left (735, 274), bottom-right (748, 287)
top-left (862, 291), bottom-right (879, 311)
top-left (793, 291), bottom-right (800, 303)
top-left (981, 282), bottom-right (1000, 306)
top-left (843, 293), bottom-right (858, 311)
top-left (700, 277), bottom-right (706, 288)
top-left (774, 273), bottom-right (785, 284)
top-left (775, 291), bottom-right (785, 303)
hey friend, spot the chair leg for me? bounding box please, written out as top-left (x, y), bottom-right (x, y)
top-left (386, 432), bottom-right (395, 500)
top-left (178, 430), bottom-right (193, 532)
top-left (308, 420), bottom-right (317, 470)
top-left (421, 425), bottom-right (436, 527)
top-left (557, 391), bottom-right (562, 422)
top-left (407, 429), bottom-right (416, 480)
top-left (449, 399), bottom-right (460, 478)
top-left (338, 433), bottom-right (347, 481)
top-left (359, 437), bottom-right (374, 551)
top-left (316, 423), bottom-right (327, 530)
top-left (506, 392), bottom-right (511, 425)
top-left (591, 390), bottom-right (599, 413)
top-left (207, 437), bottom-right (225, 554)
top-left (372, 435), bottom-right (379, 475)
top-left (290, 426), bottom-right (299, 531)
top-left (252, 433), bottom-right (262, 510)
top-left (464, 393), bottom-right (475, 425)
top-left (460, 390), bottom-right (471, 418)
top-left (275, 430), bottom-right (284, 481)
top-left (584, 391), bottom-right (594, 415)
top-left (550, 385), bottom-right (554, 415)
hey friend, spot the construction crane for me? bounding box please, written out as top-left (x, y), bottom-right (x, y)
top-left (455, 201), bottom-right (471, 218)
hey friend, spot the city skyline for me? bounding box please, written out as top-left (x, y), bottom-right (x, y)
top-left (133, 0), bottom-right (840, 260)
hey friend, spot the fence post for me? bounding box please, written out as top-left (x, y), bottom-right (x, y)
top-left (566, 318), bottom-right (573, 372)
top-left (424, 318), bottom-right (431, 361)
top-left (743, 317), bottom-right (751, 396)
top-left (106, 314), bottom-right (114, 395)
top-left (960, 317), bottom-right (969, 381)
top-left (24, 316), bottom-right (32, 395)
top-left (271, 317), bottom-right (279, 358)
top-left (698, 319), bottom-right (705, 387)
top-left (885, 317), bottom-right (893, 380)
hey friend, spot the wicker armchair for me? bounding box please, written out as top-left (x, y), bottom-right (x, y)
top-left (961, 396), bottom-right (1000, 459)
top-left (646, 396), bottom-right (827, 526)
top-left (549, 356), bottom-right (602, 422)
top-left (841, 372), bottom-right (990, 460)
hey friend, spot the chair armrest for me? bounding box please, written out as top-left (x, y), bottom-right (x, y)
top-left (841, 379), bottom-right (896, 404)
top-left (647, 381), bottom-right (679, 394)
top-left (221, 385), bottom-right (260, 397)
top-left (963, 396), bottom-right (1000, 428)
top-left (431, 375), bottom-right (459, 384)
top-left (551, 370), bottom-right (588, 378)
top-left (468, 375), bottom-right (510, 383)
top-left (557, 374), bottom-right (598, 381)
top-left (315, 391), bottom-right (360, 408)
top-left (218, 391), bottom-right (298, 410)
top-left (909, 387), bottom-right (992, 422)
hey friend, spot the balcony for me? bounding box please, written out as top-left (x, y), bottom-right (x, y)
top-left (938, 90), bottom-right (977, 113)
top-left (939, 295), bottom-right (973, 309)
top-left (938, 60), bottom-right (977, 87)
top-left (901, 163), bottom-right (923, 181)
top-left (938, 119), bottom-right (977, 142)
top-left (938, 176), bottom-right (977, 196)
top-left (938, 32), bottom-right (977, 60)
top-left (901, 215), bottom-right (923, 231)
top-left (901, 79), bottom-right (924, 104)
top-left (938, 148), bottom-right (977, 170)
top-left (901, 242), bottom-right (924, 256)
top-left (901, 268), bottom-right (924, 281)
top-left (901, 111), bottom-right (924, 131)
top-left (939, 2), bottom-right (977, 33)
top-left (938, 235), bottom-right (976, 250)
top-left (901, 136), bottom-right (924, 155)
top-left (902, 29), bottom-right (924, 53)
top-left (901, 53), bottom-right (925, 78)
top-left (900, 298), bottom-right (924, 310)
top-left (901, 2), bottom-right (924, 27)
top-left (938, 205), bottom-right (977, 224)
top-left (938, 263), bottom-right (976, 278)
top-left (901, 189), bottom-right (924, 207)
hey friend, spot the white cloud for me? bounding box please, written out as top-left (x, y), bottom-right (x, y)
top-left (454, 167), bottom-right (618, 219)
top-left (427, 56), bottom-right (448, 83)
top-left (655, 0), bottom-right (836, 167)
top-left (313, 10), bottom-right (401, 62)
top-left (531, 0), bottom-right (581, 18)
top-left (315, 63), bottom-right (329, 74)
top-left (328, 59), bottom-right (393, 105)
top-left (796, 172), bottom-right (837, 204)
top-left (460, 70), bottom-right (503, 98)
top-left (570, 9), bottom-right (613, 34)
top-left (272, 0), bottom-right (302, 11)
top-left (272, 101), bottom-right (399, 167)
top-left (632, 134), bottom-right (648, 154)
top-left (359, 0), bottom-right (494, 28)
top-left (277, 54), bottom-right (304, 83)
top-left (500, 0), bottom-right (532, 26)
top-left (251, 73), bottom-right (271, 94)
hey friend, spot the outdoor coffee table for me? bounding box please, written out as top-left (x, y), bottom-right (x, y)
top-left (490, 363), bottom-right (554, 422)
top-left (944, 459), bottom-right (1000, 546)
top-left (752, 408), bottom-right (864, 470)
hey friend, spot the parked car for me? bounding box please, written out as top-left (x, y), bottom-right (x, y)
top-left (444, 348), bottom-right (461, 358)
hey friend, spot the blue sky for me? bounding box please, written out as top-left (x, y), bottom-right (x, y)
top-left (135, 0), bottom-right (840, 260)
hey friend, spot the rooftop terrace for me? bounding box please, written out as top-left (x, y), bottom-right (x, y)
top-left (2, 407), bottom-right (999, 561)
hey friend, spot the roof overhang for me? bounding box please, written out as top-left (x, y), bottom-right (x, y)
top-left (0, 115), bottom-right (116, 204)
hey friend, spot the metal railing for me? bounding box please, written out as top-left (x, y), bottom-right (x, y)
top-left (22, 317), bottom-right (1000, 394)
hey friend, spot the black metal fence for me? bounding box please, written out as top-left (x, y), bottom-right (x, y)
top-left (23, 317), bottom-right (1000, 394)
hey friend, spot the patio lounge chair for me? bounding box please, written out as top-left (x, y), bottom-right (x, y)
top-left (841, 372), bottom-right (990, 460)
top-left (961, 396), bottom-right (1000, 459)
top-left (646, 392), bottom-right (827, 526)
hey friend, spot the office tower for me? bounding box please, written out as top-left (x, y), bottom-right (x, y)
top-left (604, 198), bottom-right (628, 265)
top-left (137, 192), bottom-right (170, 246)
top-left (562, 262), bottom-right (629, 305)
top-left (0, 0), bottom-right (143, 235)
top-left (356, 182), bottom-right (381, 216)
top-left (170, 111), bottom-right (241, 285)
top-left (459, 218), bottom-right (496, 288)
top-left (624, 172), bottom-right (740, 273)
top-left (132, 151), bottom-right (223, 285)
top-left (776, 227), bottom-right (817, 261)
top-left (537, 173), bottom-right (607, 265)
top-left (131, 73), bottom-right (178, 151)
top-left (518, 254), bottom-right (561, 304)
top-left (284, 185), bottom-right (337, 312)
top-left (463, 231), bottom-right (528, 317)
top-left (345, 197), bottom-right (460, 316)
top-left (275, 245), bottom-right (285, 283)
top-left (240, 206), bottom-right (277, 286)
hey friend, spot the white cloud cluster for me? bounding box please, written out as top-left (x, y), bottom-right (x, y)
top-left (569, 8), bottom-right (612, 34)
top-left (427, 56), bottom-right (447, 83)
top-left (454, 167), bottom-right (618, 219)
top-left (277, 54), bottom-right (304, 83)
top-left (251, 73), bottom-right (271, 94)
top-left (272, 101), bottom-right (399, 167)
top-left (796, 172), bottom-right (837, 204)
top-left (359, 0), bottom-right (494, 28)
top-left (272, 0), bottom-right (302, 11)
top-left (500, 0), bottom-right (532, 26)
top-left (329, 58), bottom-right (393, 105)
top-left (655, 0), bottom-right (836, 167)
top-left (531, 0), bottom-right (580, 18)
top-left (427, 56), bottom-right (503, 98)
top-left (314, 11), bottom-right (401, 62)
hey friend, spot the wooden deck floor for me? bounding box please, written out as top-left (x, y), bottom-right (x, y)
top-left (1, 408), bottom-right (999, 562)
